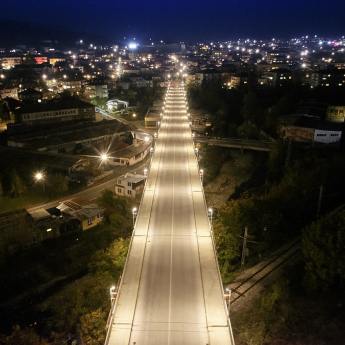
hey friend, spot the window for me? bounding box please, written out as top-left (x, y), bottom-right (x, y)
top-left (127, 182), bottom-right (131, 187)
top-left (127, 190), bottom-right (132, 195)
top-left (87, 219), bottom-right (92, 225)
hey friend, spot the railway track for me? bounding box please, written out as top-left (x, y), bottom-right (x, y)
top-left (229, 238), bottom-right (301, 305)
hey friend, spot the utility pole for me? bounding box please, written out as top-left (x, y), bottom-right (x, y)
top-left (317, 185), bottom-right (323, 218)
top-left (241, 227), bottom-right (248, 270)
top-left (285, 137), bottom-right (292, 168)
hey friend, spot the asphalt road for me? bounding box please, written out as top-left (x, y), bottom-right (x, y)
top-left (27, 158), bottom-right (151, 213)
top-left (108, 85), bottom-right (231, 345)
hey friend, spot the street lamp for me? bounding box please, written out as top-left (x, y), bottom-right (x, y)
top-left (200, 169), bottom-right (203, 184)
top-left (132, 207), bottom-right (138, 228)
top-left (110, 286), bottom-right (117, 304)
top-left (208, 208), bottom-right (213, 225)
top-left (195, 147), bottom-right (199, 159)
top-left (226, 288), bottom-right (231, 314)
top-left (35, 172), bottom-right (45, 195)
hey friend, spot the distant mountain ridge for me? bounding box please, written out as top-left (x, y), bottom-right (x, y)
top-left (0, 20), bottom-right (118, 49)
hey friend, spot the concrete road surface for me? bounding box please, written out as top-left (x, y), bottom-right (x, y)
top-left (107, 85), bottom-right (232, 345)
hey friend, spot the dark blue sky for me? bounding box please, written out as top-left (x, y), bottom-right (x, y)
top-left (1, 0), bottom-right (345, 43)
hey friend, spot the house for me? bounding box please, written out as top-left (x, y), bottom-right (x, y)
top-left (57, 197), bottom-right (104, 230)
top-left (0, 208), bottom-right (61, 251)
top-left (0, 85), bottom-right (19, 100)
top-left (279, 114), bottom-right (343, 148)
top-left (18, 88), bottom-right (43, 102)
top-left (115, 173), bottom-right (146, 198)
top-left (195, 69), bottom-right (222, 85)
top-left (326, 105), bottom-right (345, 122)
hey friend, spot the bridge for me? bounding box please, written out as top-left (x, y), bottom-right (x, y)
top-left (105, 84), bottom-right (234, 345)
top-left (195, 137), bottom-right (273, 152)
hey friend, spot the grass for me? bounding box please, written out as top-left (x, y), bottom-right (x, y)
top-left (0, 182), bottom-right (87, 214)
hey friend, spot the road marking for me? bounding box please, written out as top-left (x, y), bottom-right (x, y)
top-left (168, 93), bottom-right (176, 345)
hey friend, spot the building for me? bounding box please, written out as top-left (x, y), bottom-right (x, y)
top-left (0, 86), bottom-right (19, 100)
top-left (195, 69), bottom-right (222, 85)
top-left (12, 97), bottom-right (95, 126)
top-left (310, 70), bottom-right (345, 88)
top-left (115, 173), bottom-right (146, 198)
top-left (326, 105), bottom-right (345, 122)
top-left (85, 82), bottom-right (108, 98)
top-left (18, 88), bottom-right (43, 102)
top-left (1, 56), bottom-right (22, 69)
top-left (57, 197), bottom-right (104, 230)
top-left (0, 208), bottom-right (61, 251)
top-left (61, 79), bottom-right (86, 92)
top-left (279, 114), bottom-right (343, 148)
top-left (145, 105), bottom-right (162, 129)
top-left (7, 120), bottom-right (135, 155)
top-left (106, 136), bottom-right (152, 166)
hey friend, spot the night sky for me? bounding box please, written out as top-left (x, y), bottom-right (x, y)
top-left (1, 0), bottom-right (345, 43)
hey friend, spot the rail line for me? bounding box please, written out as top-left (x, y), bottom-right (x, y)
top-left (230, 238), bottom-right (301, 305)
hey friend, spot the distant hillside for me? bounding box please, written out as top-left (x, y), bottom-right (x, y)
top-left (0, 20), bottom-right (118, 49)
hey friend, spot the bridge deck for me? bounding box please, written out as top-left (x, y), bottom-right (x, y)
top-left (107, 85), bottom-right (231, 345)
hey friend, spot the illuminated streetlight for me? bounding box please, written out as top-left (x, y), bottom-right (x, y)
top-left (132, 113), bottom-right (136, 118)
top-left (226, 288), bottom-right (231, 314)
top-left (110, 286), bottom-right (117, 303)
top-left (208, 208), bottom-right (213, 225)
top-left (132, 207), bottom-right (138, 228)
top-left (35, 172), bottom-right (45, 195)
top-left (144, 136), bottom-right (149, 142)
top-left (195, 147), bottom-right (199, 159)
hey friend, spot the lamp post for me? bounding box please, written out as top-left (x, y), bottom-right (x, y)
top-left (100, 154), bottom-right (108, 182)
top-left (132, 207), bottom-right (138, 228)
top-left (226, 288), bottom-right (231, 315)
top-left (208, 208), bottom-right (213, 226)
top-left (110, 286), bottom-right (117, 304)
top-left (200, 169), bottom-right (203, 185)
top-left (36, 173), bottom-right (45, 195)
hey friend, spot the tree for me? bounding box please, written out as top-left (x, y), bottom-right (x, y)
top-left (10, 169), bottom-right (27, 197)
top-left (46, 174), bottom-right (68, 197)
top-left (0, 325), bottom-right (49, 345)
top-left (22, 54), bottom-right (37, 65)
top-left (80, 309), bottom-right (106, 345)
top-left (302, 210), bottom-right (345, 290)
top-left (91, 96), bottom-right (107, 109)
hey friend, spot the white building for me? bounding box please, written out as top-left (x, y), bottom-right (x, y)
top-left (115, 173), bottom-right (146, 197)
